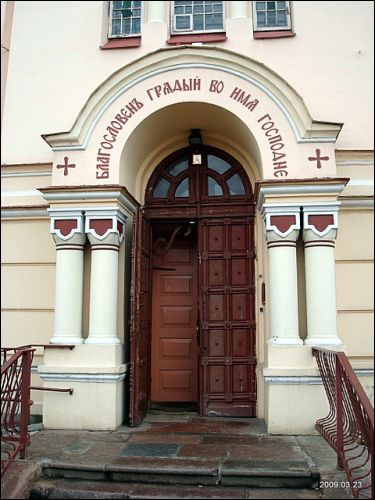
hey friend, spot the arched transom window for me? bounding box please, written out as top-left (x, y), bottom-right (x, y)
top-left (146, 147), bottom-right (253, 205)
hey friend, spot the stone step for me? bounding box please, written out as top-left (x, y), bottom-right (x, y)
top-left (40, 456), bottom-right (319, 489)
top-left (29, 478), bottom-right (322, 499)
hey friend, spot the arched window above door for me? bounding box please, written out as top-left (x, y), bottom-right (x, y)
top-left (146, 147), bottom-right (253, 205)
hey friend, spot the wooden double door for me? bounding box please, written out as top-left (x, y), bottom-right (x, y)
top-left (129, 212), bottom-right (256, 425)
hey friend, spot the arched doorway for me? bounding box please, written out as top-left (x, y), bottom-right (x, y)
top-left (129, 144), bottom-right (256, 426)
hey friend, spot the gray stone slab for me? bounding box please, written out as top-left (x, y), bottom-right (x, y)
top-left (120, 443), bottom-right (179, 457)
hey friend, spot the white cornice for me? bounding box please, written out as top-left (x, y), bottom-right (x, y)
top-left (41, 189), bottom-right (139, 215)
top-left (257, 181), bottom-right (348, 210)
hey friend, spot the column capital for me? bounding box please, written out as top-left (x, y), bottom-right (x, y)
top-left (302, 204), bottom-right (340, 244)
top-left (48, 208), bottom-right (86, 247)
top-left (85, 208), bottom-right (127, 247)
top-left (262, 206), bottom-right (301, 244)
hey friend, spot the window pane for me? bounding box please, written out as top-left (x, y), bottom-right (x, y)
top-left (208, 177), bottom-right (223, 196)
top-left (193, 14), bottom-right (204, 30)
top-left (277, 11), bottom-right (287, 26)
top-left (175, 178), bottom-right (190, 197)
top-left (113, 19), bottom-right (121, 34)
top-left (277, 1), bottom-right (286, 8)
top-left (153, 177), bottom-right (171, 198)
top-left (132, 17), bottom-right (141, 33)
top-left (207, 155), bottom-right (231, 174)
top-left (267, 2), bottom-right (276, 10)
top-left (176, 15), bottom-right (191, 29)
top-left (257, 11), bottom-right (266, 27)
top-left (267, 11), bottom-right (276, 26)
top-left (123, 18), bottom-right (131, 34)
top-left (256, 2), bottom-right (266, 10)
top-left (166, 157), bottom-right (189, 176)
top-left (227, 174), bottom-right (245, 195)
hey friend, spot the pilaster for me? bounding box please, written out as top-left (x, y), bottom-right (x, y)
top-left (303, 204), bottom-right (343, 346)
top-left (263, 206), bottom-right (302, 345)
top-left (85, 208), bottom-right (127, 345)
top-left (49, 209), bottom-right (86, 344)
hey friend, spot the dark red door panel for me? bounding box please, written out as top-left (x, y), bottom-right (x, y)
top-left (199, 217), bottom-right (256, 417)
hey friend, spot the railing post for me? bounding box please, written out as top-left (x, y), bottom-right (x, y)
top-left (336, 355), bottom-right (344, 470)
top-left (371, 425), bottom-right (374, 500)
top-left (19, 350), bottom-right (32, 459)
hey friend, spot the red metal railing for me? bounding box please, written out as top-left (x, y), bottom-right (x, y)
top-left (1, 347), bottom-right (34, 476)
top-left (1, 344), bottom-right (75, 476)
top-left (313, 348), bottom-right (374, 499)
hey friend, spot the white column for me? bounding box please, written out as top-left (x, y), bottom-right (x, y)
top-left (147, 1), bottom-right (165, 23)
top-left (303, 206), bottom-right (342, 346)
top-left (49, 211), bottom-right (86, 344)
top-left (263, 207), bottom-right (303, 345)
top-left (85, 209), bottom-right (127, 345)
top-left (229, 1), bottom-right (249, 19)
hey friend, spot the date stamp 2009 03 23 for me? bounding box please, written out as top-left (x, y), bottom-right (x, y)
top-left (319, 480), bottom-right (363, 489)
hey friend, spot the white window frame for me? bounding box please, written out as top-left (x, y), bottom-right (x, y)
top-left (108, 1), bottom-right (143, 39)
top-left (171, 1), bottom-right (226, 35)
top-left (252, 1), bottom-right (292, 32)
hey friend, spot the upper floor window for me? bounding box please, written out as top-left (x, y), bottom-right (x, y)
top-left (109, 1), bottom-right (141, 38)
top-left (171, 1), bottom-right (225, 34)
top-left (253, 1), bottom-right (291, 31)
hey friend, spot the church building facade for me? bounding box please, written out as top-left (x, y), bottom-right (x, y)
top-left (1, 1), bottom-right (373, 433)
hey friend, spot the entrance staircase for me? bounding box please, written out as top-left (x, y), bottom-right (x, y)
top-left (2, 412), bottom-right (354, 499)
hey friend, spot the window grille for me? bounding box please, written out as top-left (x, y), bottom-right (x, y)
top-left (171, 1), bottom-right (224, 34)
top-left (109, 1), bottom-right (141, 38)
top-left (253, 1), bottom-right (291, 31)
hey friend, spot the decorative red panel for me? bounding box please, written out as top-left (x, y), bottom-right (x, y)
top-left (308, 214), bottom-right (334, 233)
top-left (270, 215), bottom-right (296, 234)
top-left (54, 219), bottom-right (77, 237)
top-left (89, 218), bottom-right (113, 236)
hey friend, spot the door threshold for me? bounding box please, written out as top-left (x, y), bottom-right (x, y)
top-left (150, 402), bottom-right (199, 413)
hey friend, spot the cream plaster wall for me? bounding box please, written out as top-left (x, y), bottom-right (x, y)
top-left (1, 1), bottom-right (373, 165)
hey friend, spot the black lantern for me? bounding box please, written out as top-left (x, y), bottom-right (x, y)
top-left (188, 129), bottom-right (202, 146)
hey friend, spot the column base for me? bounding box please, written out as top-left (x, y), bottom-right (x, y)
top-left (50, 336), bottom-right (84, 345)
top-left (304, 337), bottom-right (343, 346)
top-left (267, 337), bottom-right (303, 346)
top-left (85, 337), bottom-right (121, 345)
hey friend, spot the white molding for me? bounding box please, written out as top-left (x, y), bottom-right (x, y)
top-left (347, 179), bottom-right (374, 186)
top-left (304, 337), bottom-right (343, 346)
top-left (38, 372), bottom-right (127, 383)
top-left (265, 368), bottom-right (374, 385)
top-left (257, 182), bottom-right (348, 210)
top-left (41, 190), bottom-right (139, 215)
top-left (1, 209), bottom-right (49, 218)
top-left (339, 198), bottom-right (374, 208)
top-left (336, 160), bottom-right (373, 166)
top-left (265, 376), bottom-right (322, 385)
top-left (267, 338), bottom-right (304, 346)
top-left (1, 171), bottom-right (52, 178)
top-left (2, 189), bottom-right (42, 197)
